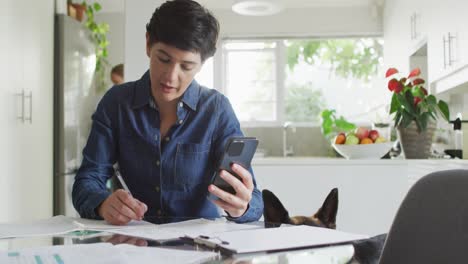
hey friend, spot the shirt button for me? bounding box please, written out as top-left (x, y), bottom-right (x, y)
top-left (178, 102), bottom-right (183, 108)
top-left (155, 186), bottom-right (160, 192)
top-left (178, 119), bottom-right (183, 125)
top-left (165, 136), bottom-right (170, 142)
top-left (156, 160), bottom-right (160, 166)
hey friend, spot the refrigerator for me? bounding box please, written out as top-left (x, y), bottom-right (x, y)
top-left (54, 15), bottom-right (97, 216)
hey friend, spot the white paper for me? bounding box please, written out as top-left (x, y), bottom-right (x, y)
top-left (111, 218), bottom-right (260, 241)
top-left (195, 225), bottom-right (368, 254)
top-left (72, 217), bottom-right (154, 230)
top-left (0, 243), bottom-right (218, 264)
top-left (115, 244), bottom-right (218, 264)
top-left (0, 215), bottom-right (154, 239)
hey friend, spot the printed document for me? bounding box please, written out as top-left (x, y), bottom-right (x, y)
top-left (0, 215), bottom-right (154, 239)
top-left (0, 243), bottom-right (218, 264)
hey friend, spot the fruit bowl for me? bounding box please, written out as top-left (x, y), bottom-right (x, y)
top-left (332, 142), bottom-right (395, 160)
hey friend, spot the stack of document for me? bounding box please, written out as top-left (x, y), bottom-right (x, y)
top-left (0, 243), bottom-right (218, 264)
top-left (110, 218), bottom-right (260, 242)
top-left (0, 215), bottom-right (154, 239)
top-left (0, 216), bottom-right (368, 257)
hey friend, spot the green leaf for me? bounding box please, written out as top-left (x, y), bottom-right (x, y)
top-left (390, 93), bottom-right (400, 114)
top-left (400, 110), bottom-right (413, 128)
top-left (335, 118), bottom-right (356, 131)
top-left (426, 95), bottom-right (437, 106)
top-left (394, 111), bottom-right (402, 127)
top-left (420, 113), bottom-right (430, 131)
top-left (398, 91), bottom-right (416, 117)
top-left (437, 100), bottom-right (450, 121)
top-left (93, 2), bottom-right (102, 11)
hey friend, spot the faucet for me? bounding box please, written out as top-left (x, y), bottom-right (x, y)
top-left (282, 122), bottom-right (296, 157)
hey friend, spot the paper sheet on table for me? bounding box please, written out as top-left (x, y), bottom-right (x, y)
top-left (194, 225), bottom-right (368, 254)
top-left (0, 242), bottom-right (218, 264)
top-left (0, 215), bottom-right (154, 239)
top-left (110, 218), bottom-right (260, 242)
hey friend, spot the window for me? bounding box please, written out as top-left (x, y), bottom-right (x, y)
top-left (223, 41), bottom-right (278, 122)
top-left (221, 38), bottom-right (385, 126)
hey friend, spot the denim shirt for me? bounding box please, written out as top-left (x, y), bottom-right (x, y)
top-left (72, 71), bottom-right (263, 223)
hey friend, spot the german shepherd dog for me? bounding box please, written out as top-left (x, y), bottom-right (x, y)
top-left (262, 188), bottom-right (338, 228)
top-left (262, 189), bottom-right (386, 264)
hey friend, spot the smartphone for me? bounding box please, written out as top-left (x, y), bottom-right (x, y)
top-left (209, 137), bottom-right (259, 197)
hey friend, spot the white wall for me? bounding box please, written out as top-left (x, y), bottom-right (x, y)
top-left (124, 2), bottom-right (383, 82)
top-left (124, 0), bottom-right (162, 82)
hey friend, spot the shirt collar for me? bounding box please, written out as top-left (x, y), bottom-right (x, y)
top-left (180, 79), bottom-right (200, 111)
top-left (132, 70), bottom-right (200, 111)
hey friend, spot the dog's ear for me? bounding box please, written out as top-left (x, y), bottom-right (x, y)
top-left (262, 189), bottom-right (290, 227)
top-left (314, 188), bottom-right (338, 229)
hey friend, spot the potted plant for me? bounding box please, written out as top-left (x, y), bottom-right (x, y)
top-left (386, 67), bottom-right (450, 158)
top-left (67, 1), bottom-right (86, 22)
top-left (82, 1), bottom-right (110, 92)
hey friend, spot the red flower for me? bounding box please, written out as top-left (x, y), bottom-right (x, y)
top-left (385, 68), bottom-right (398, 78)
top-left (388, 78), bottom-right (403, 93)
top-left (407, 68), bottom-right (421, 79)
top-left (414, 96), bottom-right (422, 106)
top-left (413, 78), bottom-right (425, 85)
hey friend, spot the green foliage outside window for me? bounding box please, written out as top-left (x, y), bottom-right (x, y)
top-left (286, 38), bottom-right (383, 81)
top-left (285, 83), bottom-right (325, 122)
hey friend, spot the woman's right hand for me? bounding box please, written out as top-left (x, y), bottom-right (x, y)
top-left (97, 189), bottom-right (147, 225)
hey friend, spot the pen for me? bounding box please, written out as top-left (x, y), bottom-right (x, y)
top-left (115, 170), bottom-right (133, 196)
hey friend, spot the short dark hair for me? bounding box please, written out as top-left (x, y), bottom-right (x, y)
top-left (111, 63), bottom-right (124, 77)
top-left (146, 0), bottom-right (220, 62)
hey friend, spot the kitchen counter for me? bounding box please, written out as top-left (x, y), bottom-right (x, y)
top-left (251, 157), bottom-right (467, 236)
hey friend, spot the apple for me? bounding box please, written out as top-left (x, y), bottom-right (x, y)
top-left (345, 134), bottom-right (359, 145)
top-left (354, 127), bottom-right (369, 140)
top-left (369, 130), bottom-right (380, 142)
top-left (334, 132), bottom-right (346, 144)
top-left (360, 137), bottom-right (373, 144)
top-left (375, 137), bottom-right (387, 143)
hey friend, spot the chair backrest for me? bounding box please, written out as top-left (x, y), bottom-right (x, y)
top-left (379, 169), bottom-right (468, 264)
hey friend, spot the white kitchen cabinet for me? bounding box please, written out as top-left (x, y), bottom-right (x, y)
top-left (383, 0), bottom-right (411, 72)
top-left (0, 0), bottom-right (54, 222)
top-left (385, 0), bottom-right (468, 96)
top-left (384, 0), bottom-right (427, 70)
top-left (427, 0), bottom-right (459, 84)
top-left (407, 0), bottom-right (428, 56)
top-left (429, 1), bottom-right (468, 94)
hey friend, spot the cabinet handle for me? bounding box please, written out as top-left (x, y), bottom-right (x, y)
top-left (443, 36), bottom-right (448, 69)
top-left (448, 32), bottom-right (457, 66)
top-left (25, 91), bottom-right (32, 124)
top-left (15, 90), bottom-right (25, 123)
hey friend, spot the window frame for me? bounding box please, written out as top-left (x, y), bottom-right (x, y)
top-left (215, 36), bottom-right (383, 127)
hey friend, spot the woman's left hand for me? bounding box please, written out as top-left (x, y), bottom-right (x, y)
top-left (208, 163), bottom-right (254, 218)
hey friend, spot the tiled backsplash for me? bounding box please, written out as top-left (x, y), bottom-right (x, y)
top-left (242, 126), bottom-right (333, 157)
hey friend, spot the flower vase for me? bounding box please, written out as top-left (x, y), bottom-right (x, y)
top-left (397, 121), bottom-right (436, 159)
